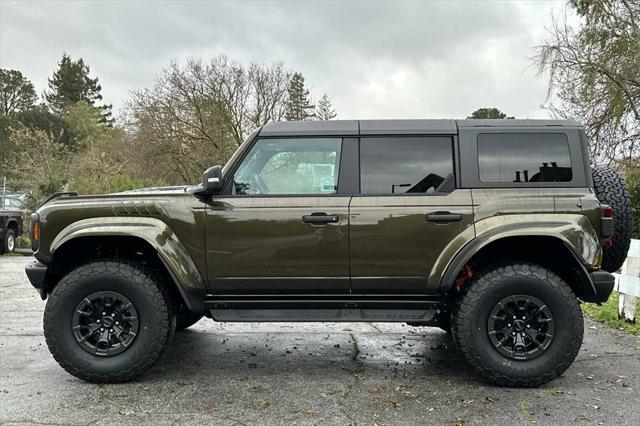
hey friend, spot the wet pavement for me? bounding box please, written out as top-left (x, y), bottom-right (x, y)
top-left (1, 255), bottom-right (639, 425)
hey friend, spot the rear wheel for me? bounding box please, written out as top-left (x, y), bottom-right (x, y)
top-left (592, 167), bottom-right (633, 272)
top-left (43, 260), bottom-right (176, 383)
top-left (452, 263), bottom-right (583, 387)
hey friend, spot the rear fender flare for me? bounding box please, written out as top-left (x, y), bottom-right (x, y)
top-left (438, 214), bottom-right (601, 295)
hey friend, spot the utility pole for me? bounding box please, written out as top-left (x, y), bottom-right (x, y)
top-left (1, 177), bottom-right (6, 209)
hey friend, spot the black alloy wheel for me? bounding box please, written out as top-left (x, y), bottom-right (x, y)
top-left (72, 291), bottom-right (140, 356)
top-left (487, 294), bottom-right (554, 360)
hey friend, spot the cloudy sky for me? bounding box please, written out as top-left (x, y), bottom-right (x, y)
top-left (1, 0), bottom-right (572, 121)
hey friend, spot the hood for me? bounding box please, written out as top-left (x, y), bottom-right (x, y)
top-left (38, 186), bottom-right (193, 209)
top-left (114, 185), bottom-right (191, 195)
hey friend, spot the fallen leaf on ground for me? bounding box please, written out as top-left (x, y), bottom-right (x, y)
top-left (200, 404), bottom-right (216, 412)
top-left (119, 408), bottom-right (135, 416)
top-left (387, 400), bottom-right (401, 408)
top-left (368, 386), bottom-right (384, 393)
top-left (396, 385), bottom-right (413, 396)
top-left (260, 399), bottom-right (270, 409)
top-left (303, 408), bottom-right (316, 415)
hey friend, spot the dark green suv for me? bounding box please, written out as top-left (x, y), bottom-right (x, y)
top-left (25, 119), bottom-right (633, 386)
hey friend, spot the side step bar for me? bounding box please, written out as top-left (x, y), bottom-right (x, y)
top-left (203, 295), bottom-right (447, 323)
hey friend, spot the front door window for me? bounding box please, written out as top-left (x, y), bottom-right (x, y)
top-left (233, 138), bottom-right (342, 195)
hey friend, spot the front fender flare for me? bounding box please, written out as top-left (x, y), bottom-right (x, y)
top-left (51, 217), bottom-right (206, 310)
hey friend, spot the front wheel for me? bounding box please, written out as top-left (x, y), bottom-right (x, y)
top-left (43, 260), bottom-right (176, 383)
top-left (452, 263), bottom-right (583, 387)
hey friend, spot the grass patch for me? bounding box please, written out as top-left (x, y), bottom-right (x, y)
top-left (582, 292), bottom-right (640, 336)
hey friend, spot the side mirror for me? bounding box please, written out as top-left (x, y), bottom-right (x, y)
top-left (199, 165), bottom-right (224, 195)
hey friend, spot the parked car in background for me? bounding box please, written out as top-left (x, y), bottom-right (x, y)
top-left (0, 194), bottom-right (26, 211)
top-left (0, 208), bottom-right (23, 254)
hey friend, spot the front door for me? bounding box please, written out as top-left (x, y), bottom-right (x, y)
top-left (349, 136), bottom-right (474, 294)
top-left (205, 137), bottom-right (350, 294)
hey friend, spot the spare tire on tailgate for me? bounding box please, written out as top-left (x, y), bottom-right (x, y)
top-left (592, 168), bottom-right (633, 272)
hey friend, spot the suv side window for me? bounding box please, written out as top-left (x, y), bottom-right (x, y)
top-left (233, 138), bottom-right (342, 195)
top-left (360, 136), bottom-right (453, 194)
top-left (478, 133), bottom-right (572, 183)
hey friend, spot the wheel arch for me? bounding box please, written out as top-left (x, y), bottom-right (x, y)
top-left (44, 218), bottom-right (206, 313)
top-left (6, 219), bottom-right (19, 232)
top-left (440, 234), bottom-right (598, 301)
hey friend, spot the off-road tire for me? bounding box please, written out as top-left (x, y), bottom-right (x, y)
top-left (452, 263), bottom-right (583, 387)
top-left (0, 228), bottom-right (15, 254)
top-left (43, 260), bottom-right (176, 383)
top-left (176, 309), bottom-right (203, 331)
top-left (592, 167), bottom-right (633, 272)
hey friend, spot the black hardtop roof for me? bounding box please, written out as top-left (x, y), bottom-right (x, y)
top-left (259, 119), bottom-right (582, 137)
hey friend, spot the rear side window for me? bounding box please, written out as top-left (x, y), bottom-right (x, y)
top-left (478, 133), bottom-right (572, 183)
top-left (360, 136), bottom-right (453, 194)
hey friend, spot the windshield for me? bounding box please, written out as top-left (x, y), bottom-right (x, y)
top-left (1, 196), bottom-right (24, 210)
top-left (222, 128), bottom-right (261, 178)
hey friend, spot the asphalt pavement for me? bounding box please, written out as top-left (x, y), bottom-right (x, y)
top-left (1, 255), bottom-right (639, 425)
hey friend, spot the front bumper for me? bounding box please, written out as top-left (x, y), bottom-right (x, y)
top-left (25, 260), bottom-right (48, 300)
top-left (586, 269), bottom-right (615, 304)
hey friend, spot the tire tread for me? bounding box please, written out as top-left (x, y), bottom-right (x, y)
top-left (593, 167), bottom-right (633, 272)
top-left (43, 259), bottom-right (175, 383)
top-left (452, 263), bottom-right (584, 387)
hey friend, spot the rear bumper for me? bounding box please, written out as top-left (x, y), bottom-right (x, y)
top-left (25, 260), bottom-right (48, 300)
top-left (586, 269), bottom-right (615, 304)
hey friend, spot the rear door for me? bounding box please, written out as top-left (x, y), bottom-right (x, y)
top-left (349, 135), bottom-right (474, 294)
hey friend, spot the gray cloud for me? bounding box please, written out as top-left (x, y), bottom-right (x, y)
top-left (0, 0), bottom-right (564, 122)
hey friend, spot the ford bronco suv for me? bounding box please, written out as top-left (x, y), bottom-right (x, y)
top-left (25, 119), bottom-right (633, 387)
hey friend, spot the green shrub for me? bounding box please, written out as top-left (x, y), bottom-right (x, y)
top-left (582, 293), bottom-right (640, 336)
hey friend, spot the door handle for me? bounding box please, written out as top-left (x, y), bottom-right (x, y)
top-left (426, 212), bottom-right (463, 223)
top-left (302, 213), bottom-right (340, 224)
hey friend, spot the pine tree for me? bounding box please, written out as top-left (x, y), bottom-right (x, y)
top-left (315, 94), bottom-right (337, 120)
top-left (285, 72), bottom-right (315, 121)
top-left (45, 53), bottom-right (114, 124)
